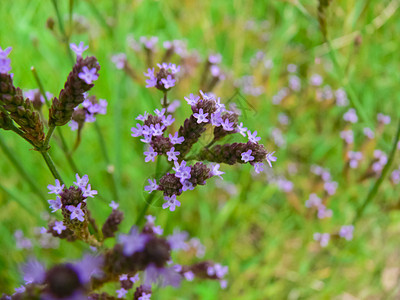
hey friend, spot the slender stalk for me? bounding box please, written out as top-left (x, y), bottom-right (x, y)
top-left (353, 119), bottom-right (400, 223)
top-left (31, 67), bottom-right (51, 107)
top-left (162, 91), bottom-right (168, 108)
top-left (84, 0), bottom-right (113, 35)
top-left (40, 151), bottom-right (64, 184)
top-left (43, 125), bottom-right (56, 150)
top-left (136, 193), bottom-right (156, 226)
top-left (0, 135), bottom-right (46, 201)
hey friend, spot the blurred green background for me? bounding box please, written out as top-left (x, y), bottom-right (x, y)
top-left (1, 0), bottom-right (400, 298)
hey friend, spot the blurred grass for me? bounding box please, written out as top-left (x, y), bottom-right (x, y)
top-left (1, 0), bottom-right (400, 298)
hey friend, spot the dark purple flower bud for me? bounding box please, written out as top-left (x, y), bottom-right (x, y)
top-left (102, 209), bottom-right (124, 239)
top-left (189, 162), bottom-right (211, 186)
top-left (158, 173), bottom-right (183, 196)
top-left (48, 219), bottom-right (77, 242)
top-left (150, 135), bottom-right (173, 155)
top-left (43, 264), bottom-right (85, 298)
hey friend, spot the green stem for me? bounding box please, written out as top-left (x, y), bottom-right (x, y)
top-left (0, 135), bottom-right (46, 201)
top-left (94, 121), bottom-right (119, 201)
top-left (40, 151), bottom-right (64, 185)
top-left (31, 67), bottom-right (51, 107)
top-left (43, 125), bottom-right (56, 150)
top-left (136, 192), bottom-right (156, 225)
top-left (353, 118), bottom-right (400, 223)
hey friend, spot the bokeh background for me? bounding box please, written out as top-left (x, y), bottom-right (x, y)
top-left (1, 0), bottom-right (400, 298)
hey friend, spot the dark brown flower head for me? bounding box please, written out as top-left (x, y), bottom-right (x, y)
top-left (49, 56), bottom-right (100, 126)
top-left (44, 264), bottom-right (84, 298)
top-left (102, 209), bottom-right (124, 239)
top-left (158, 173), bottom-right (183, 196)
top-left (142, 236), bottom-right (171, 268)
top-left (150, 135), bottom-right (173, 155)
top-left (143, 114), bottom-right (162, 127)
top-left (60, 186), bottom-right (86, 206)
top-left (134, 285), bottom-right (152, 300)
top-left (189, 162), bottom-right (211, 186)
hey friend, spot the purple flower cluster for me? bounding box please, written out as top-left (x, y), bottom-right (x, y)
top-left (0, 46), bottom-right (12, 74)
top-left (69, 94), bottom-right (108, 131)
top-left (144, 63), bottom-right (180, 90)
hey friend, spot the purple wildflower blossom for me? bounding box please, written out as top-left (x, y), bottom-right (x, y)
top-left (144, 264), bottom-right (181, 288)
top-left (22, 259), bottom-right (45, 284)
top-left (241, 150), bottom-right (254, 163)
top-left (136, 111), bottom-right (149, 122)
top-left (141, 135), bottom-right (152, 143)
top-left (162, 195), bottom-right (181, 211)
top-left (339, 225), bottom-right (354, 241)
top-left (82, 184), bottom-right (97, 198)
top-left (131, 124), bottom-right (143, 137)
top-left (313, 232), bottom-right (330, 247)
top-left (144, 146), bottom-right (157, 162)
top-left (317, 205), bottom-right (333, 219)
top-left (184, 94), bottom-right (200, 106)
top-left (53, 221), bottom-right (66, 234)
top-left (70, 42), bottom-right (89, 57)
top-left (169, 132), bottom-right (185, 144)
top-left (340, 129), bottom-right (354, 144)
top-left (138, 292), bottom-right (152, 300)
top-left (247, 130), bottom-right (261, 143)
top-left (363, 127), bottom-right (375, 139)
top-left (237, 122), bottom-right (247, 137)
top-left (161, 75), bottom-right (176, 89)
top-left (145, 215), bottom-right (156, 224)
top-left (69, 120), bottom-right (79, 131)
top-left (162, 114), bottom-right (175, 126)
top-left (118, 226), bottom-right (147, 256)
top-left (48, 196), bottom-right (62, 212)
top-left (109, 200), bottom-right (119, 210)
top-left (74, 174), bottom-right (89, 189)
top-left (310, 74), bottom-right (323, 86)
top-left (173, 161), bottom-right (191, 181)
top-left (253, 162), bottom-right (264, 174)
top-left (154, 108), bottom-right (166, 117)
top-left (210, 112), bottom-right (223, 126)
top-left (0, 58), bottom-right (11, 74)
top-left (0, 46), bottom-right (12, 58)
top-left (221, 118), bottom-right (234, 131)
top-left (111, 53), bottom-right (126, 69)
top-left (78, 66), bottom-right (99, 84)
top-left (343, 108), bottom-right (358, 123)
top-left (144, 179), bottom-right (159, 193)
top-left (209, 164), bottom-right (224, 179)
top-left (130, 273), bottom-right (140, 283)
top-left (150, 123), bottom-right (165, 136)
top-left (66, 203), bottom-right (85, 222)
top-left (116, 288), bottom-right (128, 298)
top-left (166, 147), bottom-right (180, 161)
top-left (305, 194), bottom-right (321, 208)
top-left (184, 271), bottom-right (195, 281)
top-left (47, 179), bottom-right (65, 195)
top-left (265, 151), bottom-right (277, 167)
top-left (181, 180), bottom-right (194, 191)
top-left (193, 108), bottom-right (209, 124)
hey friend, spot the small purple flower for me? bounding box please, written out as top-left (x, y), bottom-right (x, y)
top-left (324, 181), bottom-right (338, 196)
top-left (111, 53), bottom-right (126, 69)
top-left (247, 130), bottom-right (261, 143)
top-left (145, 179), bottom-right (159, 193)
top-left (221, 118), bottom-right (234, 131)
top-left (210, 163), bottom-right (224, 179)
top-left (162, 195), bottom-right (181, 211)
top-left (53, 221), bottom-right (66, 234)
top-left (241, 150), bottom-right (254, 163)
top-left (131, 124), bottom-right (144, 137)
top-left (210, 112), bottom-right (223, 126)
top-left (0, 46), bottom-right (12, 58)
top-left (153, 225), bottom-right (164, 235)
top-left (161, 75), bottom-right (176, 89)
top-left (305, 194), bottom-right (321, 208)
top-left (142, 125), bottom-right (152, 136)
top-left (340, 129), bottom-right (354, 144)
top-left (313, 232), bottom-right (330, 247)
top-left (173, 160), bottom-right (191, 181)
top-left (184, 271), bottom-right (195, 281)
top-left (0, 57), bottom-right (11, 74)
top-left (154, 108), bottom-right (166, 117)
top-left (237, 122), bottom-right (247, 137)
top-left (169, 132), bottom-right (185, 144)
top-left (265, 151), bottom-right (277, 167)
top-left (22, 258), bottom-right (46, 284)
top-left (82, 184), bottom-right (98, 198)
top-left (119, 226), bottom-right (148, 256)
top-left (119, 274), bottom-right (128, 281)
top-left (130, 273), bottom-right (140, 283)
top-left (214, 98), bottom-right (226, 112)
top-left (145, 215), bottom-right (156, 224)
top-left (47, 179), bottom-right (65, 195)
top-left (253, 162), bottom-right (264, 174)
top-left (70, 42), bottom-right (89, 57)
top-left (141, 135), bottom-right (152, 143)
top-left (310, 74), bottom-right (323, 86)
top-left (339, 225), bottom-right (354, 241)
top-left (167, 229), bottom-right (189, 250)
top-left (181, 180), bottom-right (194, 191)
top-left (317, 205), bottom-right (333, 219)
top-left (150, 123), bottom-right (165, 136)
top-left (343, 108), bottom-right (358, 123)
top-left (193, 108), bottom-right (209, 124)
top-left (208, 53), bottom-right (222, 64)
top-left (69, 120), bottom-right (79, 131)
top-left (166, 147), bottom-right (180, 161)
top-left (109, 200), bottom-right (119, 210)
top-left (66, 203), bottom-right (85, 222)
top-left (78, 66), bottom-right (99, 84)
top-left (167, 100), bottom-right (181, 113)
top-left (48, 196), bottom-right (62, 212)
top-left (15, 286), bottom-right (26, 293)
top-left (138, 292), bottom-right (152, 300)
top-left (140, 36), bottom-right (158, 49)
top-left (185, 94), bottom-right (200, 106)
top-left (144, 146), bottom-right (158, 162)
top-left (136, 111), bottom-right (149, 122)
top-left (377, 113), bottom-right (391, 125)
top-left (162, 114), bottom-right (175, 126)
top-left (74, 174), bottom-right (89, 189)
top-left (363, 127), bottom-right (375, 139)
top-left (116, 288), bottom-right (128, 298)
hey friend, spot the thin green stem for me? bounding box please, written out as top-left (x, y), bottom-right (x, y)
top-left (136, 192), bottom-right (156, 226)
top-left (31, 67), bottom-right (51, 107)
top-left (40, 151), bottom-right (64, 185)
top-left (353, 118), bottom-right (400, 223)
top-left (0, 135), bottom-right (46, 201)
top-left (43, 125), bottom-right (56, 150)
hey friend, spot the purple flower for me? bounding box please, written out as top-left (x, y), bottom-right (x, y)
top-left (161, 75), bottom-right (176, 89)
top-left (221, 118), bottom-right (234, 131)
top-left (0, 46), bottom-right (12, 58)
top-left (153, 108), bottom-right (165, 117)
top-left (74, 174), bottom-right (89, 189)
top-left (166, 147), bottom-right (180, 161)
top-left (48, 196), bottom-right (62, 212)
top-left (162, 114), bottom-right (175, 126)
top-left (173, 161), bottom-right (191, 181)
top-left (339, 225), bottom-right (354, 241)
top-left (305, 194), bottom-right (321, 208)
top-left (119, 274), bottom-right (128, 281)
top-left (144, 146), bottom-right (158, 162)
top-left (314, 232), bottom-right (330, 247)
top-left (22, 258), bottom-right (45, 284)
top-left (253, 162), bottom-right (264, 174)
top-left (109, 200), bottom-right (119, 210)
top-left (363, 127), bottom-right (375, 139)
top-left (167, 100), bottom-right (181, 113)
top-left (207, 264), bottom-right (228, 279)
top-left (78, 66), bottom-right (99, 84)
top-left (214, 98), bottom-right (226, 112)
top-left (181, 180), bottom-right (194, 191)
top-left (142, 125), bottom-right (152, 136)
top-left (162, 195), bottom-right (181, 211)
top-left (138, 292), bottom-right (152, 300)
top-left (310, 74), bottom-right (323, 86)
top-left (136, 111), bottom-right (149, 122)
top-left (140, 36), bottom-right (158, 49)
top-left (141, 135), bottom-right (152, 143)
top-left (210, 164), bottom-right (224, 179)
top-left (377, 113), bottom-right (391, 124)
top-left (70, 42), bottom-right (88, 57)
top-left (208, 53), bottom-right (222, 64)
top-left (69, 120), bottom-right (79, 131)
top-left (317, 205), bottom-right (333, 219)
top-left (144, 264), bottom-right (181, 288)
top-left (131, 124), bottom-right (143, 137)
top-left (144, 179), bottom-right (159, 193)
top-left (184, 271), bottom-right (195, 281)
top-left (167, 229), bottom-right (189, 250)
top-left (53, 221), bottom-right (67, 234)
top-left (47, 179), bottom-right (65, 195)
top-left (184, 94), bottom-right (200, 106)
top-left (265, 151), bottom-right (277, 167)
top-left (193, 108), bottom-right (209, 124)
top-left (237, 122), bottom-right (247, 137)
top-left (340, 129), bottom-right (354, 144)
top-left (111, 53), bottom-right (126, 69)
top-left (241, 150), bottom-right (254, 163)
top-left (247, 130), bottom-right (261, 143)
top-left (150, 123), bottom-right (165, 136)
top-left (343, 108), bottom-right (358, 123)
top-left (15, 286), bottom-right (26, 293)
top-left (324, 181), bottom-right (338, 196)
top-left (116, 288), bottom-right (128, 298)
top-left (82, 184), bottom-right (98, 198)
top-left (153, 225), bottom-right (164, 235)
top-left (118, 226), bottom-right (148, 256)
top-left (145, 215), bottom-right (156, 224)
top-left (169, 132), bottom-right (185, 144)
top-left (66, 203), bottom-right (85, 222)
top-left (0, 57), bottom-right (11, 74)
top-left (210, 112), bottom-right (223, 126)
top-left (130, 273), bottom-right (140, 283)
